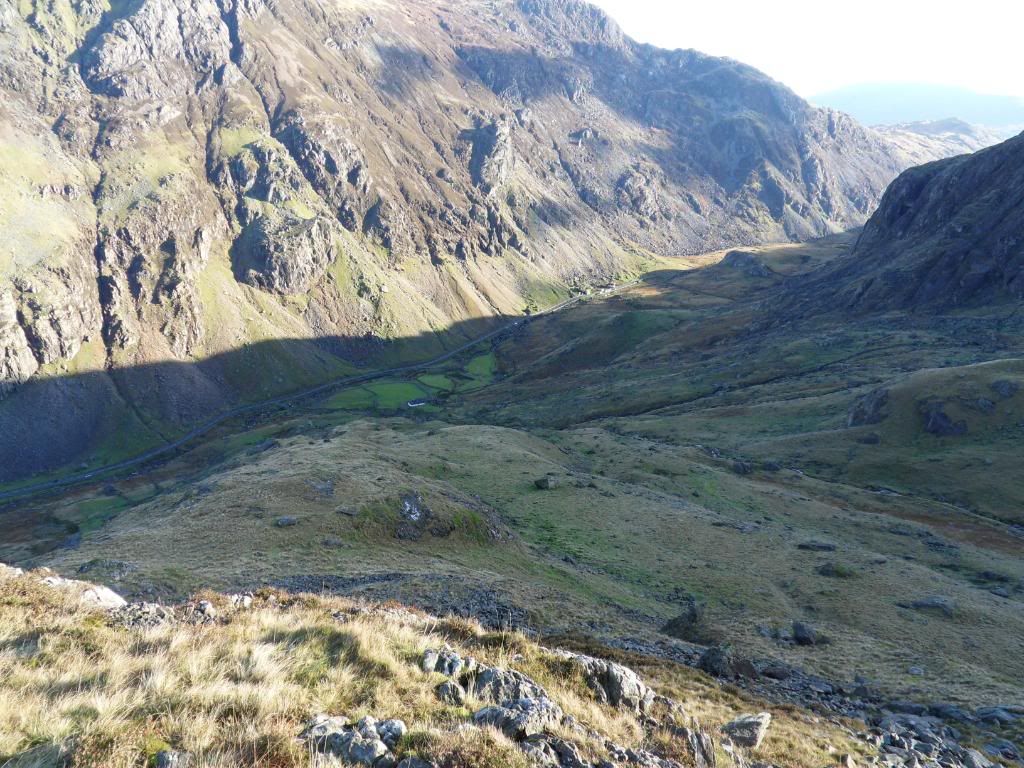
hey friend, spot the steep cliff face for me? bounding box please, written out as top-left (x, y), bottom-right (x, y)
top-left (0, 0), bottom-right (954, 474)
top-left (782, 132), bottom-right (1024, 315)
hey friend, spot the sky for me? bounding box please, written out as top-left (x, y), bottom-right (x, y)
top-left (588, 0), bottom-right (1024, 100)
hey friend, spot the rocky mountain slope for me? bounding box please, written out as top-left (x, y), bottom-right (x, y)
top-left (875, 119), bottom-right (1003, 166)
top-left (0, 0), bottom-right (954, 478)
top-left (781, 131), bottom-right (1024, 314)
top-left (1, 563), bottom-right (1012, 768)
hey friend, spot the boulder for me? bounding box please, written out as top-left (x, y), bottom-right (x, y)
top-left (521, 735), bottom-right (591, 768)
top-left (473, 697), bottom-right (563, 740)
top-left (436, 680), bottom-right (466, 705)
top-left (991, 380), bottom-right (1019, 400)
top-left (111, 602), bottom-right (175, 629)
top-left (274, 516), bottom-right (299, 527)
top-left (722, 712), bottom-right (772, 749)
top-left (376, 719), bottom-right (407, 749)
top-left (345, 735), bottom-right (390, 765)
top-left (534, 476), bottom-right (559, 490)
top-left (471, 665), bottom-right (549, 704)
top-left (665, 725), bottom-right (717, 768)
top-left (38, 573), bottom-right (127, 610)
top-left (396, 759), bottom-right (436, 768)
top-left (0, 563), bottom-right (25, 579)
top-left (154, 751), bottom-right (191, 768)
top-left (661, 597), bottom-right (713, 642)
top-left (551, 650), bottom-right (655, 712)
top-left (904, 596), bottom-right (956, 617)
top-left (301, 714), bottom-right (350, 752)
top-left (80, 584), bottom-right (128, 610)
top-left (301, 714), bottom-right (394, 765)
top-left (921, 402), bottom-right (967, 437)
top-left (848, 388), bottom-right (889, 427)
top-left (963, 749), bottom-right (996, 768)
top-left (792, 621), bottom-right (820, 646)
top-left (698, 645), bottom-right (737, 678)
top-left (422, 646), bottom-right (474, 677)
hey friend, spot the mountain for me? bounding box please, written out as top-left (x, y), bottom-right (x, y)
top-left (812, 82), bottom-right (1024, 137)
top-left (875, 118), bottom-right (1003, 166)
top-left (0, 0), bottom-right (945, 477)
top-left (783, 132), bottom-right (1024, 314)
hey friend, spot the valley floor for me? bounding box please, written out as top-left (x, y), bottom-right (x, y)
top-left (2, 234), bottom-right (1022, 724)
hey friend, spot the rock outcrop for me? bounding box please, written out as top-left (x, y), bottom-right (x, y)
top-left (781, 131), bottom-right (1024, 314)
top-left (418, 646), bottom-right (717, 768)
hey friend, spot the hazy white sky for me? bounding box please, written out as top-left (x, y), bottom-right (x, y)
top-left (589, 0), bottom-right (1024, 99)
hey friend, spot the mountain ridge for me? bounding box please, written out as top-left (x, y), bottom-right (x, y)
top-left (0, 0), bottom-right (960, 444)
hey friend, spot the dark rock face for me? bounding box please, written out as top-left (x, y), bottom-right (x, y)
top-left (848, 388), bottom-right (889, 427)
top-left (783, 132), bottom-right (1024, 314)
top-left (234, 213), bottom-right (335, 294)
top-left (920, 402), bottom-right (968, 437)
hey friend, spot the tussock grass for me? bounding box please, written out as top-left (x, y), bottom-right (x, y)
top-left (0, 574), bottom-right (864, 768)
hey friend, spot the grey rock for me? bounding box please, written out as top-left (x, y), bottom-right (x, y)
top-left (534, 476), bottom-right (559, 490)
top-left (722, 712), bottom-right (772, 749)
top-left (396, 759), bottom-right (436, 768)
top-left (905, 596), bottom-right (956, 617)
top-left (301, 714), bottom-right (350, 749)
top-left (963, 748), bottom-right (996, 768)
top-left (234, 212), bottom-right (336, 295)
top-left (436, 680), bottom-right (466, 705)
top-left (376, 719), bottom-right (407, 749)
top-left (467, 118), bottom-right (515, 197)
top-left (928, 703), bottom-right (975, 723)
top-left (345, 735), bottom-right (390, 765)
top-left (355, 715), bottom-right (379, 739)
top-left (521, 735), bottom-right (591, 768)
top-left (473, 697), bottom-right (563, 739)
top-left (422, 646), bottom-right (476, 677)
top-left (554, 650), bottom-right (655, 712)
top-left (470, 665), bottom-right (548, 704)
top-left (154, 751), bottom-right (191, 768)
top-left (885, 701), bottom-right (929, 716)
top-left (848, 388), bottom-right (889, 427)
top-left (975, 706), bottom-right (1018, 725)
top-left (0, 290), bottom-right (40, 398)
top-left (698, 645), bottom-right (737, 678)
top-left (983, 738), bottom-right (1020, 760)
top-left (921, 402), bottom-right (967, 437)
top-left (792, 621), bottom-right (820, 646)
top-left (275, 516), bottom-right (299, 528)
top-left (991, 380), bottom-right (1019, 399)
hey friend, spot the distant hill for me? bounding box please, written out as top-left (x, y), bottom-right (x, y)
top-left (876, 118), bottom-right (1005, 166)
top-left (812, 83), bottom-right (1024, 137)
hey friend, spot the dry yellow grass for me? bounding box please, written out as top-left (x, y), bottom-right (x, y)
top-left (0, 571), bottom-right (871, 768)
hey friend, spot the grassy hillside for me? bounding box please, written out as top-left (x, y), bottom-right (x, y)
top-left (4, 235), bottom-right (1023, 713)
top-left (0, 569), bottom-right (866, 768)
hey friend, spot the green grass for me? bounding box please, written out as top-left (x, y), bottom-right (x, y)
top-left (365, 382), bottom-right (431, 409)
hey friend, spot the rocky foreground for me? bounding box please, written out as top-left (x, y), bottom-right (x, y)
top-left (0, 563), bottom-right (1019, 768)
